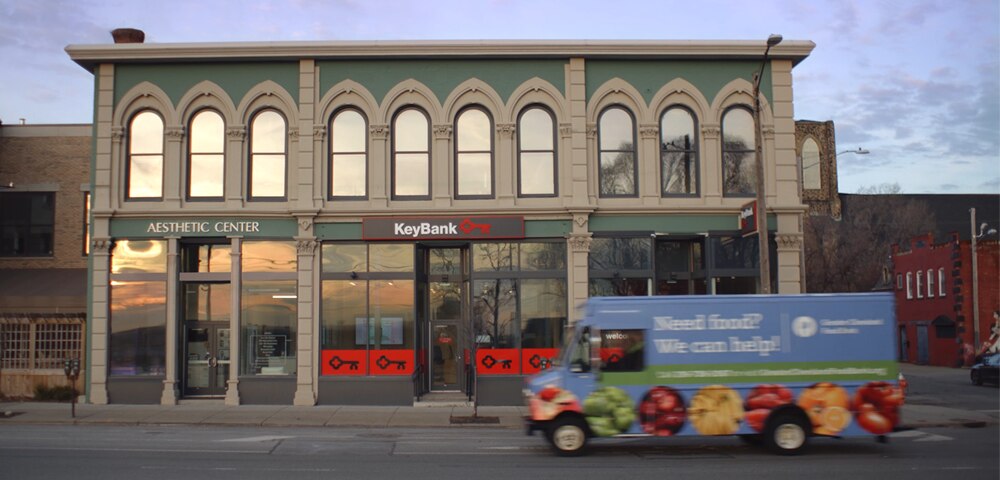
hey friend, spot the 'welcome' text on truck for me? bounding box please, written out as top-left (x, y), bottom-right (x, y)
top-left (524, 293), bottom-right (904, 456)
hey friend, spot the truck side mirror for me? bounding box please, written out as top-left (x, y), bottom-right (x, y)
top-left (589, 327), bottom-right (602, 377)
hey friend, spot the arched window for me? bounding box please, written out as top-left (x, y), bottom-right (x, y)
top-left (392, 107), bottom-right (430, 199)
top-left (660, 106), bottom-right (698, 196)
top-left (330, 108), bottom-right (368, 199)
top-left (455, 106), bottom-right (493, 198)
top-left (126, 110), bottom-right (164, 199)
top-left (248, 109), bottom-right (287, 199)
top-left (801, 137), bottom-right (821, 190)
top-left (721, 107), bottom-right (756, 196)
top-left (517, 106), bottom-right (556, 197)
top-left (188, 110), bottom-right (225, 199)
top-left (598, 106), bottom-right (637, 197)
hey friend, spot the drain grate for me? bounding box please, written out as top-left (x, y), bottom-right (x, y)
top-left (450, 415), bottom-right (499, 424)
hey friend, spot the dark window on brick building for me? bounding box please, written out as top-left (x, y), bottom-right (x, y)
top-left (0, 192), bottom-right (55, 257)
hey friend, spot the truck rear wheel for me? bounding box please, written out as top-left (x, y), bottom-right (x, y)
top-left (764, 413), bottom-right (810, 455)
top-left (548, 416), bottom-right (589, 456)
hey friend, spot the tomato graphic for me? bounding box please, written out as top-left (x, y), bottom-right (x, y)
top-left (638, 386), bottom-right (686, 436)
top-left (743, 384), bottom-right (794, 432)
top-left (853, 381), bottom-right (903, 434)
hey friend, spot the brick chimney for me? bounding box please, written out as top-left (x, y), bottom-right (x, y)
top-left (111, 28), bottom-right (145, 44)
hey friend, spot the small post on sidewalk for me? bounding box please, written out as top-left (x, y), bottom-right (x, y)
top-left (63, 357), bottom-right (80, 418)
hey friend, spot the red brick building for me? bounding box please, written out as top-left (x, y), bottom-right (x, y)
top-left (892, 232), bottom-right (999, 367)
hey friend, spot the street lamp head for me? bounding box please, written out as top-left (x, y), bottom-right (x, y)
top-left (837, 148), bottom-right (870, 156)
top-left (766, 34), bottom-right (783, 47)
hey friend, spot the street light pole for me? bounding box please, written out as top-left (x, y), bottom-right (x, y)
top-left (752, 34), bottom-right (782, 294)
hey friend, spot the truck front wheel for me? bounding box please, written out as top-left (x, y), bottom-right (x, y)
top-left (764, 413), bottom-right (810, 455)
top-left (548, 416), bottom-right (589, 456)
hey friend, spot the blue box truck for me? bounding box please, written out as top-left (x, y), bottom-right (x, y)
top-left (525, 293), bottom-right (904, 455)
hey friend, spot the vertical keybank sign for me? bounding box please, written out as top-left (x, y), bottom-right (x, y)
top-left (362, 216), bottom-right (524, 241)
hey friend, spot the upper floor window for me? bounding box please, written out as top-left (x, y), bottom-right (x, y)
top-left (896, 274), bottom-right (903, 290)
top-left (916, 271), bottom-right (923, 298)
top-left (721, 107), bottom-right (756, 196)
top-left (248, 110), bottom-right (287, 199)
top-left (392, 107), bottom-right (430, 199)
top-left (660, 106), bottom-right (698, 196)
top-left (926, 269), bottom-right (935, 298)
top-left (330, 108), bottom-right (368, 199)
top-left (455, 106), bottom-right (493, 198)
top-left (598, 106), bottom-right (637, 197)
top-left (517, 106), bottom-right (556, 197)
top-left (906, 272), bottom-right (913, 299)
top-left (801, 137), bottom-right (821, 190)
top-left (938, 268), bottom-right (946, 297)
top-left (188, 110), bottom-right (225, 200)
top-left (0, 192), bottom-right (54, 257)
top-left (126, 110), bottom-right (164, 199)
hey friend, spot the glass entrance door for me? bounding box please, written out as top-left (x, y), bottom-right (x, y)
top-left (425, 247), bottom-right (467, 392)
top-left (184, 323), bottom-right (230, 396)
top-left (181, 282), bottom-right (231, 397)
top-left (430, 323), bottom-right (460, 390)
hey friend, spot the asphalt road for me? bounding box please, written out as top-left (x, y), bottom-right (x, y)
top-left (0, 423), bottom-right (996, 480)
top-left (899, 363), bottom-right (999, 414)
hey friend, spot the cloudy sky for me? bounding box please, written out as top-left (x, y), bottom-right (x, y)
top-left (1, 0), bottom-right (997, 193)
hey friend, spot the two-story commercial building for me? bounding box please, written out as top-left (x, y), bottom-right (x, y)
top-left (67, 34), bottom-right (814, 406)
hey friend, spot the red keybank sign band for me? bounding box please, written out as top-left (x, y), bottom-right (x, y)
top-left (363, 216), bottom-right (525, 241)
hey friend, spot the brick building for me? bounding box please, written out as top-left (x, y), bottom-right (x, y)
top-left (892, 206), bottom-right (1000, 367)
top-left (0, 123), bottom-right (91, 397)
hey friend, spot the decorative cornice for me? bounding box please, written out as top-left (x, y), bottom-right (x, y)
top-left (226, 126), bottom-right (246, 140)
top-left (496, 123), bottom-right (515, 137)
top-left (313, 124), bottom-right (327, 140)
top-left (164, 126), bottom-right (185, 140)
top-left (639, 124), bottom-right (659, 139)
top-left (370, 124), bottom-right (389, 139)
top-left (296, 239), bottom-right (318, 255)
top-left (567, 233), bottom-right (592, 252)
top-left (91, 238), bottom-right (113, 255)
top-left (433, 124), bottom-right (452, 139)
top-left (775, 233), bottom-right (803, 250)
top-left (559, 123), bottom-right (573, 138)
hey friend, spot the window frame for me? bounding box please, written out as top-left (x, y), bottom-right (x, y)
top-left (597, 105), bottom-right (638, 198)
top-left (720, 105), bottom-right (757, 197)
top-left (906, 272), bottom-right (913, 299)
top-left (328, 107), bottom-right (369, 201)
top-left (659, 105), bottom-right (700, 197)
top-left (938, 268), bottom-right (946, 297)
top-left (516, 104), bottom-right (558, 198)
top-left (247, 108), bottom-right (288, 201)
top-left (926, 269), bottom-right (935, 298)
top-left (454, 105), bottom-right (495, 200)
top-left (186, 108), bottom-right (226, 201)
top-left (0, 191), bottom-right (56, 258)
top-left (800, 136), bottom-right (822, 191)
top-left (125, 109), bottom-right (165, 201)
top-left (916, 271), bottom-right (923, 299)
top-left (83, 191), bottom-right (91, 256)
top-left (390, 106), bottom-right (432, 200)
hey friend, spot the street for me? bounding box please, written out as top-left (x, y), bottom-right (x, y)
top-left (0, 423), bottom-right (996, 480)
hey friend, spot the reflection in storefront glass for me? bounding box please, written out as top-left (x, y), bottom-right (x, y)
top-left (520, 242), bottom-right (566, 271)
top-left (589, 277), bottom-right (649, 297)
top-left (321, 280), bottom-right (367, 350)
top-left (110, 281), bottom-right (166, 376)
top-left (370, 244), bottom-right (413, 272)
top-left (520, 279), bottom-right (567, 349)
top-left (183, 283), bottom-right (231, 321)
top-left (241, 280), bottom-right (297, 375)
top-left (473, 243), bottom-right (515, 272)
top-left (473, 279), bottom-right (516, 348)
top-left (369, 280), bottom-right (414, 349)
top-left (321, 243), bottom-right (367, 273)
top-left (242, 241), bottom-right (297, 272)
top-left (111, 240), bottom-right (167, 274)
top-left (588, 237), bottom-right (651, 270)
top-left (181, 243), bottom-right (232, 273)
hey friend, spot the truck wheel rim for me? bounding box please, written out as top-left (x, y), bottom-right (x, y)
top-left (554, 425), bottom-right (584, 451)
top-left (775, 424), bottom-right (805, 450)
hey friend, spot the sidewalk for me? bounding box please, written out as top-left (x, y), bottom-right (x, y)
top-left (0, 400), bottom-right (993, 430)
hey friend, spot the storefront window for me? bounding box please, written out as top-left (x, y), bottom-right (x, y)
top-left (111, 240), bottom-right (167, 274)
top-left (241, 280), bottom-right (296, 375)
top-left (589, 277), bottom-right (649, 297)
top-left (109, 281), bottom-right (166, 376)
top-left (243, 241), bottom-right (297, 272)
top-left (520, 242), bottom-right (566, 271)
top-left (473, 243), bottom-right (516, 272)
top-left (183, 283), bottom-right (231, 321)
top-left (369, 280), bottom-right (415, 349)
top-left (520, 279), bottom-right (567, 349)
top-left (180, 243), bottom-right (231, 273)
top-left (370, 244), bottom-right (414, 272)
top-left (321, 280), bottom-right (367, 350)
top-left (321, 243), bottom-right (367, 273)
top-left (589, 237), bottom-right (651, 271)
top-left (473, 279), bottom-right (517, 348)
top-left (709, 235), bottom-right (758, 270)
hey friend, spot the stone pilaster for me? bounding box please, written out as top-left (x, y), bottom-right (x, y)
top-left (88, 238), bottom-right (113, 404)
top-left (293, 236), bottom-right (318, 406)
top-left (160, 237), bottom-right (180, 405)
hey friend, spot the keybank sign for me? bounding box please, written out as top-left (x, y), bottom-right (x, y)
top-left (364, 216), bottom-right (524, 240)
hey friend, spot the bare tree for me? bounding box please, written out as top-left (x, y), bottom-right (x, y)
top-left (804, 183), bottom-right (936, 292)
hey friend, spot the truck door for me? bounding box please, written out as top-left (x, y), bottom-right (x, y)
top-left (563, 326), bottom-right (597, 397)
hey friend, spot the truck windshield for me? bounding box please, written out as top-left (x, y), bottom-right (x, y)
top-left (555, 325), bottom-right (578, 367)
